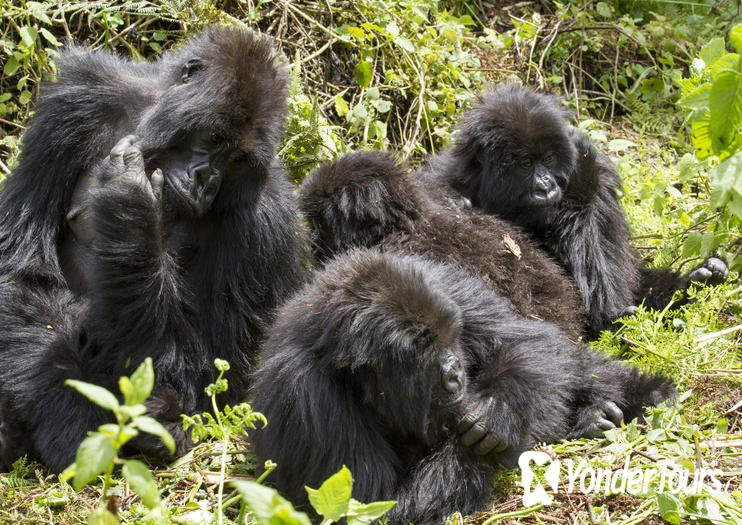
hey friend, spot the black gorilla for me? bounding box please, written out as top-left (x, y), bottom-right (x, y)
top-left (299, 150), bottom-right (586, 340)
top-left (427, 84), bottom-right (729, 335)
top-left (0, 27), bottom-right (305, 471)
top-left (251, 249), bottom-right (675, 525)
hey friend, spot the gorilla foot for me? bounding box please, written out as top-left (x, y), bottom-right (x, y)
top-left (689, 257), bottom-right (729, 287)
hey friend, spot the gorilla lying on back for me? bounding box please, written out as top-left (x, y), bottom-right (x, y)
top-left (251, 249), bottom-right (675, 525)
top-left (427, 84), bottom-right (728, 335)
top-left (0, 27), bottom-right (305, 471)
top-left (299, 150), bottom-right (586, 339)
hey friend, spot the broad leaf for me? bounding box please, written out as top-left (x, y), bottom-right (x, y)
top-left (730, 24), bottom-right (742, 54)
top-left (306, 465), bottom-right (352, 522)
top-left (233, 481), bottom-right (311, 525)
top-left (122, 459), bottom-right (161, 509)
top-left (127, 357), bottom-right (155, 405)
top-left (73, 434), bottom-right (114, 491)
top-left (132, 416), bottom-right (175, 454)
top-left (65, 380), bottom-right (119, 411)
top-left (709, 69), bottom-right (742, 158)
top-left (354, 61), bottom-right (373, 89)
top-left (347, 499), bottom-right (397, 525)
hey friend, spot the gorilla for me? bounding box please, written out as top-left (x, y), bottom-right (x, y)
top-left (0, 27), bottom-right (305, 471)
top-left (251, 249), bottom-right (675, 525)
top-left (427, 84), bottom-right (729, 335)
top-left (299, 150), bottom-right (586, 340)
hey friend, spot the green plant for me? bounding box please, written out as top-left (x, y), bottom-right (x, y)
top-left (235, 465), bottom-right (396, 525)
top-left (60, 357), bottom-right (175, 525)
top-left (677, 25), bottom-right (742, 270)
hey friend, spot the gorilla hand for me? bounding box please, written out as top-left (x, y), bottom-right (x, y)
top-left (457, 397), bottom-right (508, 456)
top-left (569, 400), bottom-right (623, 439)
top-left (101, 135), bottom-right (163, 203)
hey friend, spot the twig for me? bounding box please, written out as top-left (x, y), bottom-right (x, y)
top-left (694, 324), bottom-right (742, 344)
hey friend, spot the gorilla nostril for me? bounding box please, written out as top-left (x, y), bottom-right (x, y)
top-left (443, 368), bottom-right (463, 393)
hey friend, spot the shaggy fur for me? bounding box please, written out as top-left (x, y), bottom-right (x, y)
top-left (251, 250), bottom-right (675, 525)
top-left (428, 84), bottom-right (728, 335)
top-left (299, 150), bottom-right (586, 340)
top-left (0, 27), bottom-right (305, 471)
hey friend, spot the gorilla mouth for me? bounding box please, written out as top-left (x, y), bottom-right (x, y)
top-left (166, 169), bottom-right (222, 216)
top-left (529, 187), bottom-right (562, 207)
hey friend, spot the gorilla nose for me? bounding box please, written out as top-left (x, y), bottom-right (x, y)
top-left (189, 164), bottom-right (222, 215)
top-left (532, 175), bottom-right (561, 205)
top-left (441, 357), bottom-right (464, 393)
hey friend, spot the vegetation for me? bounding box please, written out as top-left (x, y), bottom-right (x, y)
top-left (0, 0), bottom-right (740, 523)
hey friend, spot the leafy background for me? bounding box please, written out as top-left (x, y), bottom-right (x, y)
top-left (1, 0), bottom-right (741, 524)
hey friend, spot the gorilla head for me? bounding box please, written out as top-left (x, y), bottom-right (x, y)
top-left (446, 85), bottom-right (578, 228)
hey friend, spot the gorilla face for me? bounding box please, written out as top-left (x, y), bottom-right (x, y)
top-left (449, 85), bottom-right (579, 227)
top-left (144, 131), bottom-right (227, 218)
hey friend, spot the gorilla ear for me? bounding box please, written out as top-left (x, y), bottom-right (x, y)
top-left (181, 58), bottom-right (204, 83)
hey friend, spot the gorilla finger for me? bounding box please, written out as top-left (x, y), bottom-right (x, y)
top-left (457, 413), bottom-right (478, 434)
top-left (603, 401), bottom-right (624, 426)
top-left (596, 417), bottom-right (616, 431)
top-left (474, 432), bottom-right (505, 455)
top-left (704, 257), bottom-right (729, 283)
top-left (110, 135), bottom-right (138, 157)
top-left (618, 305), bottom-right (638, 318)
top-left (461, 422), bottom-right (487, 447)
top-left (688, 267), bottom-right (712, 283)
top-left (151, 169), bottom-right (164, 200)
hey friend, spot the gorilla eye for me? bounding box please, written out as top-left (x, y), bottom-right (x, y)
top-left (523, 159), bottom-right (533, 168)
top-left (181, 58), bottom-right (204, 83)
top-left (544, 153), bottom-right (553, 162)
top-left (209, 132), bottom-right (223, 145)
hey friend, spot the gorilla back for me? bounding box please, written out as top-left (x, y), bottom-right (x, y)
top-left (0, 27), bottom-right (305, 471)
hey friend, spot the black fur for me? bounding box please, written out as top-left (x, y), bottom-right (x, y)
top-left (428, 84), bottom-right (729, 335)
top-left (0, 27), bottom-right (305, 471)
top-left (251, 249), bottom-right (675, 525)
top-left (299, 150), bottom-right (586, 340)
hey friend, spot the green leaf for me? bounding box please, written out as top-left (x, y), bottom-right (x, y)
top-left (678, 83), bottom-right (711, 112)
top-left (710, 53), bottom-right (741, 79)
top-left (596, 2), bottom-right (611, 18)
top-left (18, 90), bottom-right (32, 105)
top-left (727, 192), bottom-right (742, 219)
top-left (393, 36), bottom-right (415, 53)
top-left (354, 61), bottom-right (373, 89)
top-left (700, 38), bottom-right (725, 68)
top-left (126, 357), bottom-right (155, 405)
top-left (682, 231), bottom-right (702, 258)
top-left (306, 465), bottom-right (352, 522)
top-left (730, 24), bottom-right (742, 54)
top-left (18, 26), bottom-right (38, 49)
top-left (606, 139), bottom-right (636, 152)
top-left (122, 459), bottom-right (160, 509)
top-left (73, 434), bottom-right (114, 491)
top-left (132, 416), bottom-right (175, 454)
top-left (347, 26), bottom-right (370, 40)
top-left (646, 428), bottom-right (667, 443)
top-left (87, 507), bottom-right (118, 525)
top-left (39, 28), bottom-right (61, 47)
top-left (690, 109), bottom-right (713, 160)
top-left (710, 151), bottom-right (742, 207)
top-left (233, 480), bottom-right (312, 525)
top-left (334, 96), bottom-right (349, 117)
top-left (3, 57), bottom-right (20, 76)
top-left (65, 380), bottom-right (120, 411)
top-left (347, 499), bottom-right (397, 525)
top-left (657, 492), bottom-right (681, 525)
top-left (709, 69), bottom-right (742, 157)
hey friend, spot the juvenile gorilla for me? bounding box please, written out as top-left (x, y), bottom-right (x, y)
top-left (0, 28), bottom-right (305, 471)
top-left (428, 84), bottom-right (728, 335)
top-left (251, 249), bottom-right (675, 525)
top-left (300, 150), bottom-right (586, 339)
